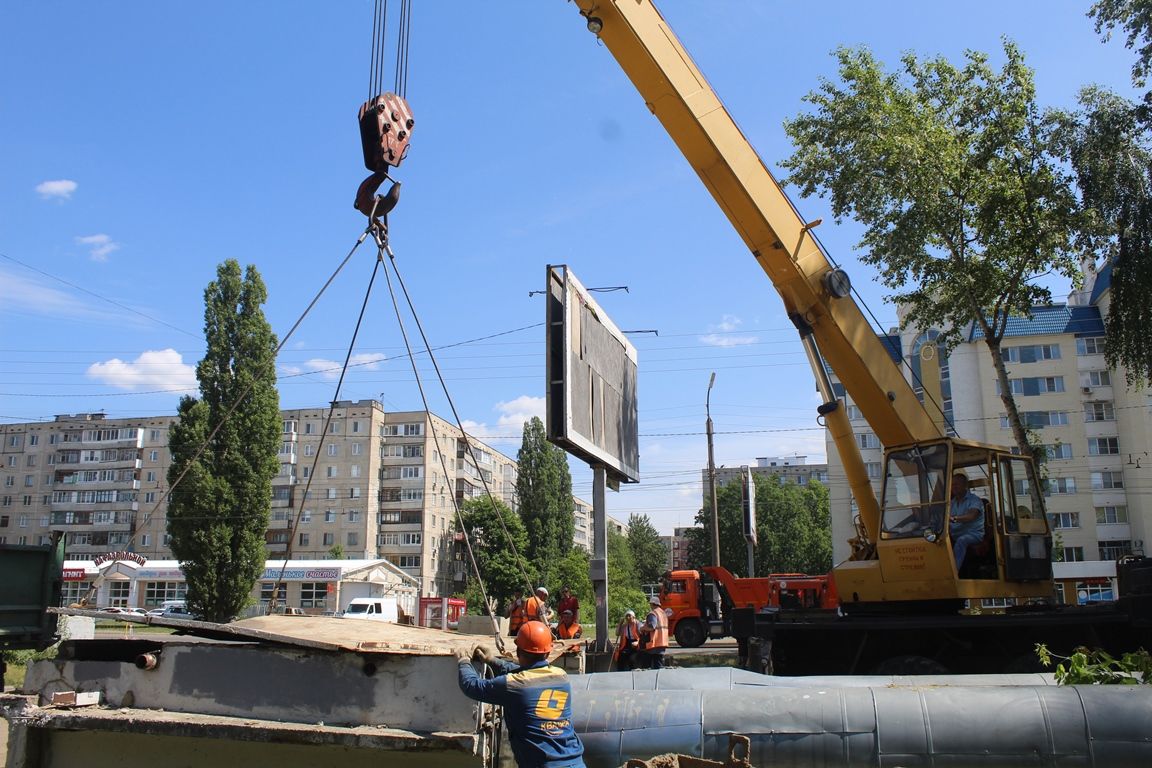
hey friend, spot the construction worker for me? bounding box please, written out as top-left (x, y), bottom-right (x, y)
top-left (640, 595), bottom-right (669, 669)
top-left (614, 609), bottom-right (640, 671)
top-left (456, 622), bottom-right (586, 768)
top-left (557, 609), bottom-right (582, 639)
top-left (506, 588), bottom-right (526, 637)
top-left (524, 586), bottom-right (551, 624)
top-left (557, 586), bottom-right (579, 622)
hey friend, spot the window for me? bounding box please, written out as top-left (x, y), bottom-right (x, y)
top-left (1076, 337), bottom-right (1106, 355)
top-left (346, 532), bottom-right (359, 546)
top-left (401, 489), bottom-right (424, 501)
top-left (22, 496), bottom-right (31, 506)
top-left (351, 443), bottom-right (362, 456)
top-left (379, 511), bottom-right (401, 524)
top-left (351, 465), bottom-right (361, 478)
top-left (324, 509), bottom-right (336, 523)
top-left (380, 532), bottom-right (400, 545)
top-left (282, 420), bottom-right (297, 434)
top-left (26, 455), bottom-right (36, 468)
top-left (348, 509), bottom-right (361, 522)
top-left (268, 531), bottom-right (288, 544)
top-left (150, 450), bottom-right (159, 461)
top-left (1091, 471), bottom-right (1124, 490)
top-left (846, 404), bottom-right (863, 421)
top-left (395, 555), bottom-right (420, 568)
top-left (146, 470), bottom-right (156, 482)
top-left (303, 443), bottom-right (315, 457)
top-left (1081, 370), bottom-right (1111, 387)
top-left (144, 581), bottom-right (187, 607)
top-left (305, 422), bottom-right (315, 435)
top-left (856, 433), bottom-right (880, 450)
top-left (326, 466), bottom-right (337, 478)
top-left (6, 457), bottom-right (14, 468)
top-left (1088, 437), bottom-right (1119, 455)
top-left (326, 488), bottom-right (337, 499)
top-left (301, 509), bottom-right (312, 523)
top-left (327, 444), bottom-right (338, 457)
top-left (329, 422), bottom-right (340, 434)
top-left (380, 488), bottom-right (401, 502)
top-left (1095, 505), bottom-right (1128, 524)
top-left (401, 466), bottom-right (422, 479)
top-left (3, 477), bottom-right (11, 487)
top-left (1076, 581), bottom-right (1115, 604)
top-left (1043, 444), bottom-right (1073, 460)
top-left (865, 462), bottom-right (882, 480)
top-left (299, 533), bottom-right (310, 546)
top-left (259, 582), bottom-right (287, 605)
top-left (300, 582), bottom-right (327, 608)
top-left (144, 492), bottom-right (156, 503)
top-left (352, 421), bottom-right (361, 434)
top-left (322, 532), bottom-right (334, 546)
top-left (999, 377), bottom-right (1065, 396)
top-left (403, 444), bottom-right (424, 458)
top-left (1099, 540), bottom-right (1133, 560)
top-left (8, 436), bottom-right (20, 448)
top-left (1062, 546), bottom-right (1085, 562)
top-left (150, 429), bottom-right (161, 441)
top-left (349, 487), bottom-right (361, 499)
top-left (1047, 512), bottom-right (1079, 529)
top-left (1084, 402), bottom-right (1115, 422)
top-left (381, 424), bottom-right (400, 436)
top-left (28, 434), bottom-right (38, 447)
top-left (1003, 344), bottom-right (1061, 363)
top-left (404, 423), bottom-right (423, 436)
top-left (140, 534), bottom-right (150, 547)
top-left (302, 467), bottom-right (310, 478)
top-left (24, 475), bottom-right (34, 487)
top-left (402, 532), bottom-right (422, 545)
top-left (18, 515), bottom-right (28, 527)
top-left (0, 514), bottom-right (6, 525)
top-left (1046, 477), bottom-right (1077, 495)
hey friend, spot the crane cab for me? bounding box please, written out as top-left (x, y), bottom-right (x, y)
top-left (834, 438), bottom-right (1054, 609)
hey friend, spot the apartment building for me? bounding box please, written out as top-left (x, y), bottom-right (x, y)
top-left (825, 264), bottom-right (1151, 604)
top-left (570, 496), bottom-right (628, 553)
top-left (1, 400), bottom-right (518, 599)
top-left (709, 455), bottom-right (830, 491)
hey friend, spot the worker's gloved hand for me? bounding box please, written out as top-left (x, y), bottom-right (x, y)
top-left (453, 646), bottom-right (473, 664)
top-left (473, 644), bottom-right (498, 663)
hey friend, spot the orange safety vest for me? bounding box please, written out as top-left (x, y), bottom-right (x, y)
top-left (524, 596), bottom-right (548, 623)
top-left (644, 609), bottom-right (669, 651)
top-left (558, 621), bottom-right (582, 639)
top-left (508, 599), bottom-right (525, 633)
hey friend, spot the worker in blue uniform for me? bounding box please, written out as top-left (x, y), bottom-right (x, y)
top-left (457, 621), bottom-right (586, 768)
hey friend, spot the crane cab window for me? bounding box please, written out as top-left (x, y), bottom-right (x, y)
top-left (880, 444), bottom-right (948, 539)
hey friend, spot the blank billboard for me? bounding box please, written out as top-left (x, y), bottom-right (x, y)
top-left (546, 265), bottom-right (639, 485)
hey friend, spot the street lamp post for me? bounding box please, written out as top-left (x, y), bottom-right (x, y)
top-left (706, 372), bottom-right (720, 568)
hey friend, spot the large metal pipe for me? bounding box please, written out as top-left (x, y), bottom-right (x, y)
top-left (565, 670), bottom-right (1152, 767)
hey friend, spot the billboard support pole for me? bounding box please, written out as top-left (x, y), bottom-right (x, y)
top-left (591, 466), bottom-right (609, 653)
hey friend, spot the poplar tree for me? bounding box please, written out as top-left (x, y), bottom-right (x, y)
top-left (515, 416), bottom-right (574, 585)
top-left (167, 260), bottom-right (280, 623)
top-left (626, 513), bottom-right (668, 585)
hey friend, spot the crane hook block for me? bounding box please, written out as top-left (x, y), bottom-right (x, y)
top-left (359, 92), bottom-right (415, 172)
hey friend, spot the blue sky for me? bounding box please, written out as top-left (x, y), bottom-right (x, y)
top-left (1, 2), bottom-right (1139, 534)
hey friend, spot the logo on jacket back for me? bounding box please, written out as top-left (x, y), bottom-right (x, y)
top-left (534, 689), bottom-right (568, 720)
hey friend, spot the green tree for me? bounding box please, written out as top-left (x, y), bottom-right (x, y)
top-left (327, 544), bottom-right (345, 560)
top-left (782, 42), bottom-right (1085, 458)
top-left (167, 260), bottom-right (280, 623)
top-left (607, 527), bottom-right (648, 627)
top-left (1092, 0), bottom-right (1152, 111)
top-left (686, 476), bottom-right (832, 576)
top-left (1053, 87), bottom-right (1152, 387)
top-left (515, 417), bottom-right (574, 585)
top-left (626, 513), bottom-right (668, 585)
top-left (456, 495), bottom-right (535, 615)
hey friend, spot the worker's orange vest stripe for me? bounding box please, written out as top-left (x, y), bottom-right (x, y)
top-left (525, 596), bottom-right (547, 622)
top-left (646, 609), bottom-right (669, 650)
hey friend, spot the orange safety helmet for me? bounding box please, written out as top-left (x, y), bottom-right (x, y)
top-left (515, 621), bottom-right (554, 655)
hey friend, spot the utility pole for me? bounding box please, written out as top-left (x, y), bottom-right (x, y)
top-left (706, 372), bottom-right (720, 568)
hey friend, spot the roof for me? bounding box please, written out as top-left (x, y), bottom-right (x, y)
top-left (967, 305), bottom-right (1104, 341)
top-left (1090, 260), bottom-right (1113, 304)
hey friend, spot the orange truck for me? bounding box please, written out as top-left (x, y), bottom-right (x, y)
top-left (660, 566), bottom-right (837, 648)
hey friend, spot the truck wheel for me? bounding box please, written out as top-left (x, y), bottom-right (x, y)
top-left (674, 618), bottom-right (706, 648)
top-left (871, 655), bottom-right (949, 676)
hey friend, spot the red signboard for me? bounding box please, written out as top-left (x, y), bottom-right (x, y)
top-left (62, 569), bottom-right (87, 581)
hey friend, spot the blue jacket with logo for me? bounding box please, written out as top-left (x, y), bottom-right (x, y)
top-left (458, 658), bottom-right (585, 768)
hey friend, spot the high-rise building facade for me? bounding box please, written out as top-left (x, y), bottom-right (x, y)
top-left (1, 400), bottom-right (518, 598)
top-left (825, 265), bottom-right (1150, 604)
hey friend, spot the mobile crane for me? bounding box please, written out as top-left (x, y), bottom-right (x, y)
top-left (567, 0), bottom-right (1152, 673)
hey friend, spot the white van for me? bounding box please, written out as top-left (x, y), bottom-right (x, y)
top-left (342, 597), bottom-right (398, 623)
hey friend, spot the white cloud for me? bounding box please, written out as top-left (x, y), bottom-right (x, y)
top-left (75, 234), bottom-right (120, 262)
top-left (699, 314), bottom-right (758, 347)
top-left (494, 395), bottom-right (546, 431)
top-left (36, 179), bottom-right (77, 200)
top-left (0, 268), bottom-right (146, 325)
top-left (87, 349), bottom-right (197, 393)
top-left (281, 352), bottom-right (388, 381)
